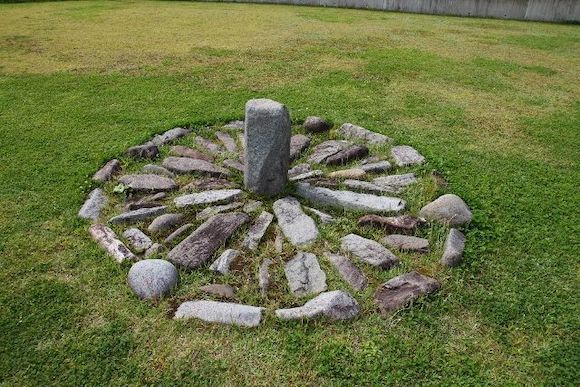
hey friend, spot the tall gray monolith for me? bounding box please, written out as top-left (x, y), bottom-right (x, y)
top-left (244, 99), bottom-right (291, 196)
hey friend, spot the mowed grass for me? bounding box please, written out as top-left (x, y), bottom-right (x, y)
top-left (0, 1), bottom-right (579, 385)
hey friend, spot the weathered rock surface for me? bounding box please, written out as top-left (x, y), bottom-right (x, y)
top-left (341, 234), bottom-right (399, 269)
top-left (391, 145), bottom-right (425, 167)
top-left (259, 259), bottom-right (273, 296)
top-left (125, 144), bottom-right (159, 159)
top-left (358, 214), bottom-right (424, 233)
top-left (200, 284), bottom-right (235, 299)
top-left (325, 145), bottom-right (369, 165)
top-left (343, 179), bottom-right (389, 195)
top-left (244, 98), bottom-right (291, 196)
top-left (89, 224), bottom-right (135, 263)
top-left (223, 159), bottom-right (245, 172)
top-left (419, 194), bottom-right (472, 226)
top-left (128, 259), bottom-right (178, 300)
top-left (216, 131), bottom-right (237, 152)
top-left (141, 164), bottom-right (175, 178)
top-left (243, 200), bottom-right (262, 213)
top-left (183, 177), bottom-right (236, 191)
top-left (274, 225), bottom-right (284, 253)
top-left (326, 253), bottom-right (367, 291)
top-left (360, 161), bottom-right (392, 173)
top-left (144, 243), bottom-right (163, 258)
top-left (372, 173), bottom-right (417, 193)
top-left (109, 206), bottom-right (167, 224)
top-left (92, 159), bottom-right (121, 182)
top-left (382, 234), bottom-right (429, 253)
top-left (243, 211), bottom-right (273, 250)
top-left (289, 170), bottom-right (323, 182)
top-left (224, 120), bottom-right (244, 129)
top-left (79, 188), bottom-right (108, 221)
top-left (196, 136), bottom-right (222, 154)
top-left (148, 213), bottom-right (184, 234)
top-left (338, 123), bottom-right (392, 144)
top-left (122, 228), bottom-right (152, 253)
top-left (303, 116), bottom-right (331, 133)
top-left (284, 252), bottom-right (327, 297)
top-left (167, 212), bottom-right (249, 270)
top-left (174, 300), bottom-right (264, 327)
top-left (196, 201), bottom-right (244, 221)
top-left (308, 140), bottom-right (350, 163)
top-left (273, 197), bottom-right (319, 246)
top-left (441, 228), bottom-right (466, 267)
top-left (296, 183), bottom-right (405, 213)
top-left (164, 223), bottom-right (194, 244)
top-left (288, 163), bottom-right (311, 177)
top-left (174, 189), bottom-right (243, 209)
top-left (328, 168), bottom-right (366, 179)
top-left (375, 271), bottom-right (440, 314)
top-left (210, 249), bottom-right (240, 275)
top-left (305, 207), bottom-right (335, 224)
top-left (289, 134), bottom-right (310, 161)
top-left (148, 127), bottom-right (190, 146)
top-left (169, 145), bottom-right (212, 162)
top-left (275, 290), bottom-right (359, 321)
top-left (119, 174), bottom-right (177, 192)
top-left (162, 157), bottom-right (229, 177)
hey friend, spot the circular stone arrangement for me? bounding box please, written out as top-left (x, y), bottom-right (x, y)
top-left (80, 99), bottom-right (472, 328)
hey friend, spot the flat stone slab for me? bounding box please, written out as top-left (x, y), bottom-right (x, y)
top-left (210, 249), bottom-right (240, 275)
top-left (382, 234), bottom-right (429, 253)
top-left (243, 211), bottom-right (273, 250)
top-left (89, 224), bottom-right (135, 263)
top-left (290, 134), bottom-right (311, 161)
top-left (148, 127), bottom-right (190, 146)
top-left (169, 145), bottom-right (212, 162)
top-left (109, 206), bottom-right (167, 224)
top-left (164, 223), bottom-right (194, 244)
top-left (215, 131), bottom-right (237, 152)
top-left (144, 243), bottom-right (163, 258)
top-left (92, 159), bottom-right (121, 182)
top-left (125, 144), bottom-right (159, 159)
top-left (275, 290), bottom-right (359, 321)
top-left (338, 123), bottom-right (392, 144)
top-left (441, 228), bottom-right (466, 267)
top-left (174, 300), bottom-right (264, 327)
top-left (196, 136), bottom-right (222, 154)
top-left (243, 200), bottom-right (262, 213)
top-left (79, 188), bottom-right (108, 221)
top-left (360, 161), bottom-right (392, 173)
top-left (326, 253), bottom-right (368, 291)
top-left (341, 234), bottom-right (399, 269)
top-left (303, 116), bottom-right (331, 133)
top-left (343, 179), bottom-right (389, 195)
top-left (122, 228), bottom-right (152, 253)
top-left (304, 207), bottom-right (335, 224)
top-left (308, 140), bottom-right (350, 164)
top-left (196, 201), bottom-right (244, 221)
top-left (273, 197), bottom-right (319, 246)
top-left (174, 189), bottom-right (243, 208)
top-left (324, 144), bottom-right (369, 165)
top-left (167, 212), bottom-right (249, 270)
top-left (375, 271), bottom-right (440, 314)
top-left (162, 157), bottom-right (229, 177)
top-left (328, 168), bottom-right (366, 179)
top-left (148, 213), bottom-right (184, 234)
top-left (372, 173), bottom-right (417, 193)
top-left (258, 259), bottom-right (273, 296)
top-left (391, 145), bottom-right (425, 167)
top-left (296, 183), bottom-right (405, 213)
top-left (284, 252), bottom-right (327, 297)
top-left (183, 177), bottom-right (236, 191)
top-left (141, 164), bottom-right (175, 178)
top-left (288, 163), bottom-right (311, 177)
top-left (289, 170), bottom-right (323, 182)
top-left (358, 214), bottom-right (424, 233)
top-left (118, 174), bottom-right (177, 192)
top-left (200, 284), bottom-right (235, 299)
top-left (223, 159), bottom-right (244, 172)
top-left (419, 194), bottom-right (472, 226)
top-left (128, 259), bottom-right (178, 300)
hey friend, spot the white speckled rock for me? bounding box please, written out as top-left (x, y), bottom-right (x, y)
top-left (148, 127), bottom-right (190, 146)
top-left (419, 194), bottom-right (472, 226)
top-left (122, 228), bottom-right (152, 253)
top-left (273, 197), bottom-right (319, 246)
top-left (275, 290), bottom-right (360, 321)
top-left (210, 249), bottom-right (240, 275)
top-left (243, 211), bottom-right (273, 250)
top-left (390, 145), bottom-right (425, 167)
top-left (174, 300), bottom-right (264, 327)
top-left (78, 188), bottom-right (108, 221)
top-left (128, 259), bottom-right (178, 300)
top-left (285, 252), bottom-right (327, 297)
top-left (441, 228), bottom-right (466, 267)
top-left (341, 234), bottom-right (399, 269)
top-left (338, 123), bottom-right (392, 144)
top-left (174, 189), bottom-right (243, 208)
top-left (89, 224), bottom-right (135, 263)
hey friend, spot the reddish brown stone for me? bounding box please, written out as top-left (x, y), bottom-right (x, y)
top-left (374, 272), bottom-right (439, 314)
top-left (325, 144), bottom-right (369, 165)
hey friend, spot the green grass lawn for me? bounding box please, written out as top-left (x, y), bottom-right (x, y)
top-left (0, 1), bottom-right (579, 385)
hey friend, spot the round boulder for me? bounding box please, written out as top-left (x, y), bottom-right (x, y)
top-left (128, 259), bottom-right (178, 300)
top-left (303, 116), bottom-right (331, 133)
top-left (419, 194), bottom-right (472, 226)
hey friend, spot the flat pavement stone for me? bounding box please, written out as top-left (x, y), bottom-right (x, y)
top-left (284, 252), bottom-right (327, 297)
top-left (174, 300), bottom-right (264, 327)
top-left (341, 234), bottom-right (399, 269)
top-left (375, 271), bottom-right (440, 314)
top-left (273, 197), bottom-right (319, 247)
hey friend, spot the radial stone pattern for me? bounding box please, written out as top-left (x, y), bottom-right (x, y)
top-left (80, 99), bottom-right (473, 327)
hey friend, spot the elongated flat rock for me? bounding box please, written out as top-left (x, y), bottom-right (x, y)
top-left (360, 161), bottom-right (392, 173)
top-left (125, 144), bottom-right (159, 159)
top-left (79, 188), bottom-right (108, 221)
top-left (296, 183), bottom-right (405, 213)
top-left (288, 163), bottom-right (311, 177)
top-left (148, 213), bottom-right (184, 234)
top-left (243, 211), bottom-right (273, 250)
top-left (210, 249), bottom-right (240, 275)
top-left (89, 224), bottom-right (135, 263)
top-left (358, 214), bottom-right (424, 233)
top-left (183, 177), bottom-right (236, 191)
top-left (289, 170), bottom-right (323, 182)
top-left (119, 174), bottom-right (177, 192)
top-left (338, 123), bottom-right (392, 144)
top-left (109, 206), bottom-right (167, 224)
top-left (122, 228), bottom-right (152, 253)
top-left (372, 173), bottom-right (417, 193)
top-left (148, 127), bottom-right (190, 146)
top-left (326, 253), bottom-right (367, 291)
top-left (164, 223), bottom-right (194, 244)
top-left (216, 131), bottom-right (237, 152)
top-left (284, 252), bottom-right (327, 297)
top-left (419, 194), bottom-right (472, 226)
top-left (273, 197), bottom-right (319, 246)
top-left (196, 136), bottom-right (222, 154)
top-left (391, 145), bottom-right (425, 167)
top-left (92, 159), bottom-right (121, 182)
top-left (441, 228), bottom-right (466, 267)
top-left (324, 144), bottom-right (369, 165)
top-left (308, 140), bottom-right (350, 163)
top-left (343, 179), bottom-right (389, 195)
top-left (169, 145), bottom-right (212, 162)
top-left (290, 134), bottom-right (310, 161)
top-left (258, 259), bottom-right (273, 296)
top-left (162, 157), bottom-right (229, 177)
top-left (167, 212), bottom-right (249, 270)
top-left (382, 234), bottom-right (429, 253)
top-left (174, 189), bottom-right (242, 208)
top-left (174, 300), bottom-right (264, 327)
top-left (375, 271), bottom-right (440, 314)
top-left (141, 164), bottom-right (175, 178)
top-left (341, 234), bottom-right (399, 269)
top-left (305, 207), bottom-right (335, 224)
top-left (196, 201), bottom-right (244, 221)
top-left (275, 290), bottom-right (359, 321)
top-left (223, 159), bottom-right (244, 172)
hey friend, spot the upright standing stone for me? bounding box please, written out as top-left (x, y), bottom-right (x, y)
top-left (244, 99), bottom-right (291, 196)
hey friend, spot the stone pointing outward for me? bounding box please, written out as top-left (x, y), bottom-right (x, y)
top-left (162, 157), bottom-right (229, 177)
top-left (92, 159), bottom-right (121, 182)
top-left (125, 144), bottom-right (159, 159)
top-left (122, 228), bottom-right (152, 253)
top-left (78, 188), bottom-right (108, 221)
top-left (243, 211), bottom-right (274, 251)
top-left (169, 145), bottom-right (212, 162)
top-left (372, 173), bottom-right (417, 193)
top-left (374, 271), bottom-right (440, 314)
top-left (148, 127), bottom-right (190, 147)
top-left (141, 164), bottom-right (175, 178)
top-left (358, 214), bottom-right (424, 233)
top-left (89, 224), bottom-right (135, 263)
top-left (326, 253), bottom-right (368, 291)
top-left (390, 145), bottom-right (425, 167)
top-left (196, 201), bottom-right (244, 221)
top-left (341, 234), bottom-right (400, 269)
top-left (284, 252), bottom-right (327, 297)
top-left (118, 174), bottom-right (177, 192)
top-left (338, 123), bottom-right (392, 144)
top-left (109, 206), bottom-right (167, 224)
top-left (295, 183), bottom-right (406, 213)
top-left (244, 98), bottom-right (291, 196)
top-left (174, 189), bottom-right (242, 208)
top-left (128, 259), bottom-right (178, 300)
top-left (382, 234), bottom-right (430, 253)
top-left (215, 131), bottom-right (237, 152)
top-left (308, 140), bottom-right (350, 164)
top-left (210, 249), bottom-right (240, 275)
top-left (441, 228), bottom-right (466, 267)
top-left (419, 194), bottom-right (472, 226)
top-left (167, 212), bottom-right (249, 270)
top-left (174, 300), bottom-right (264, 327)
top-left (259, 259), bottom-right (273, 296)
top-left (273, 197), bottom-right (319, 247)
top-left (276, 290), bottom-right (360, 321)
top-left (325, 144), bottom-right (369, 166)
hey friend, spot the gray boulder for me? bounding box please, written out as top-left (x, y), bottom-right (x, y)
top-left (210, 249), bottom-right (240, 275)
top-left (375, 271), bottom-right (440, 314)
top-left (200, 284), bottom-right (235, 299)
top-left (441, 228), bottom-right (466, 267)
top-left (284, 252), bottom-right (327, 297)
top-left (174, 300), bottom-right (264, 327)
top-left (128, 259), bottom-right (178, 300)
top-left (303, 116), bottom-right (331, 133)
top-left (78, 188), bottom-right (108, 221)
top-left (419, 194), bottom-right (472, 226)
top-left (275, 290), bottom-right (359, 321)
